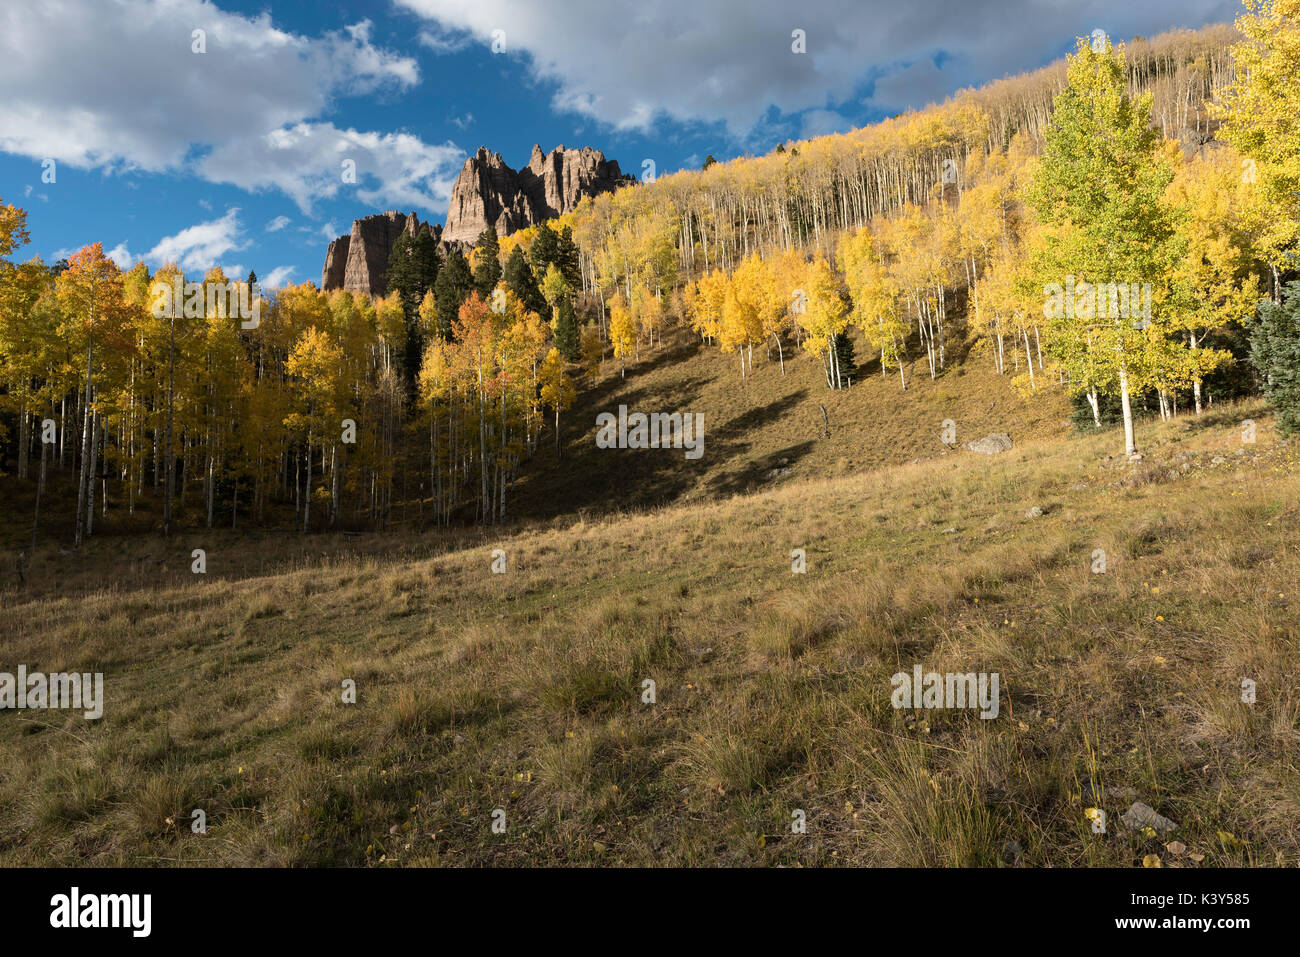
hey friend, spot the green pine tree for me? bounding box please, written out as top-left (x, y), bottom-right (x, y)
top-left (434, 248), bottom-right (473, 339)
top-left (831, 331), bottom-right (856, 386)
top-left (382, 233), bottom-right (427, 396)
top-left (472, 225), bottom-right (502, 299)
top-left (504, 244), bottom-right (546, 316)
top-left (1249, 280), bottom-right (1300, 435)
top-left (554, 298), bottom-right (581, 362)
top-left (385, 232), bottom-right (419, 311)
top-left (556, 226), bottom-right (582, 291)
top-left (530, 221), bottom-right (559, 277)
top-left (412, 226), bottom-right (439, 298)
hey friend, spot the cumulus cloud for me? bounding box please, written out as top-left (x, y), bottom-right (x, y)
top-left (396, 0), bottom-right (1239, 137)
top-left (0, 0), bottom-right (460, 214)
top-left (144, 208), bottom-right (248, 274)
top-left (200, 122), bottom-right (463, 214)
top-left (260, 265), bottom-right (297, 289)
top-left (105, 242), bottom-right (137, 269)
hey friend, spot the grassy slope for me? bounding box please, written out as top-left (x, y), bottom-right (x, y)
top-left (511, 329), bottom-right (1072, 521)
top-left (1, 333), bottom-right (1297, 867)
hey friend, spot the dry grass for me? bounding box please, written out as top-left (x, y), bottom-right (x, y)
top-left (0, 341), bottom-right (1296, 867)
top-left (509, 326), bottom-right (1073, 522)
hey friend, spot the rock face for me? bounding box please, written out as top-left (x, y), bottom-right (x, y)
top-left (321, 144), bottom-right (633, 296)
top-left (443, 148), bottom-right (534, 246)
top-left (321, 234), bottom-right (351, 291)
top-left (441, 144), bottom-right (633, 244)
top-left (321, 211), bottom-right (442, 298)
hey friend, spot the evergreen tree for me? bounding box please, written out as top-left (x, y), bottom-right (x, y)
top-left (434, 247), bottom-right (473, 339)
top-left (554, 298), bottom-right (581, 362)
top-left (385, 232), bottom-right (425, 392)
top-left (503, 244), bottom-right (546, 315)
top-left (1249, 280), bottom-right (1300, 434)
top-left (530, 222), bottom-right (559, 277)
top-left (555, 226), bottom-right (582, 290)
top-left (412, 226), bottom-right (439, 298)
top-left (472, 225), bottom-right (502, 300)
top-left (385, 232), bottom-right (419, 313)
top-left (831, 331), bottom-right (857, 385)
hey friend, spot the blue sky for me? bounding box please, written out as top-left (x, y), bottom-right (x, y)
top-left (0, 0), bottom-right (1240, 289)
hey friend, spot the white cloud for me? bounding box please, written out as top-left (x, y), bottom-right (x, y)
top-left (266, 215), bottom-right (292, 232)
top-left (417, 27), bottom-right (474, 54)
top-left (396, 0), bottom-right (1239, 138)
top-left (144, 208), bottom-right (248, 275)
top-left (261, 265), bottom-right (297, 289)
top-left (0, 1), bottom-right (457, 214)
top-left (105, 242), bottom-right (137, 269)
top-left (199, 122), bottom-right (464, 214)
top-left (54, 240), bottom-right (137, 266)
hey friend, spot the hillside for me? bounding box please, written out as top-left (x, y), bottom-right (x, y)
top-left (509, 325), bottom-right (1073, 521)
top-left (1, 397), bottom-right (1295, 866)
top-left (546, 22), bottom-right (1242, 300)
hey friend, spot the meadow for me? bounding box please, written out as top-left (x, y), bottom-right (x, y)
top-left (2, 337), bottom-right (1294, 866)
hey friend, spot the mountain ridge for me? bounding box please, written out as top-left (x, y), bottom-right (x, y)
top-left (320, 143), bottom-right (634, 296)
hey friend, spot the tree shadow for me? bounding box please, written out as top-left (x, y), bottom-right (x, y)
top-left (511, 375), bottom-right (814, 520)
top-left (706, 440), bottom-right (818, 499)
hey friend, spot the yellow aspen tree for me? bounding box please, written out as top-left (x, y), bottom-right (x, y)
top-left (538, 347), bottom-right (577, 457)
top-left (580, 324), bottom-right (603, 384)
top-left (841, 227), bottom-right (908, 389)
top-left (54, 243), bottom-right (126, 545)
top-left (1168, 150), bottom-right (1259, 414)
top-left (1211, 0), bottom-right (1300, 297)
top-left (1028, 37), bottom-right (1181, 458)
top-left (798, 254), bottom-right (850, 389)
top-left (607, 293), bottom-right (636, 378)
